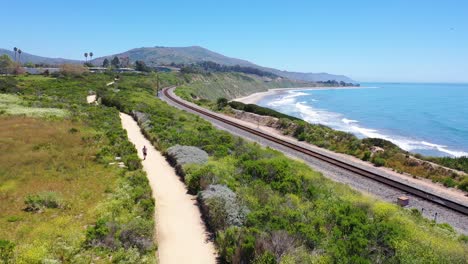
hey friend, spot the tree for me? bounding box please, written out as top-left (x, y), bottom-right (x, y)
top-left (17, 49), bottom-right (22, 64)
top-left (89, 52), bottom-right (94, 60)
top-left (120, 56), bottom-right (130, 67)
top-left (13, 47), bottom-right (17, 62)
top-left (0, 55), bottom-right (15, 74)
top-left (102, 58), bottom-right (110, 68)
top-left (84, 52), bottom-right (88, 62)
top-left (135, 60), bottom-right (150, 72)
top-left (12, 65), bottom-right (26, 75)
top-left (60, 64), bottom-right (87, 76)
top-left (217, 98), bottom-right (229, 110)
top-left (111, 56), bottom-right (120, 68)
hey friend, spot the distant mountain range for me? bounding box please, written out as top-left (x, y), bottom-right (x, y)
top-left (0, 46), bottom-right (355, 83)
top-left (0, 48), bottom-right (77, 65)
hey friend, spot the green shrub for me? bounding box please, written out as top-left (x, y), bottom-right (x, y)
top-left (442, 177), bottom-right (457, 188)
top-left (119, 218), bottom-right (154, 252)
top-left (6, 216), bottom-right (22, 222)
top-left (0, 240), bottom-right (15, 264)
top-left (362, 151), bottom-right (372, 161)
top-left (457, 178), bottom-right (468, 192)
top-left (372, 157), bottom-right (386, 167)
top-left (199, 185), bottom-right (249, 232)
top-left (217, 97), bottom-right (229, 110)
top-left (24, 191), bottom-right (63, 211)
top-left (253, 252), bottom-right (276, 264)
top-left (459, 235), bottom-right (468, 243)
top-left (123, 153), bottom-right (142, 171)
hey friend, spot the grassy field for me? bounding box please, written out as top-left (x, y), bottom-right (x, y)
top-left (98, 73), bottom-right (468, 263)
top-left (0, 74), bottom-right (155, 263)
top-left (0, 94), bottom-right (67, 117)
top-left (0, 116), bottom-right (119, 262)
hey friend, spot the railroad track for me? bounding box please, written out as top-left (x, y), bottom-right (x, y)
top-left (163, 87), bottom-right (468, 216)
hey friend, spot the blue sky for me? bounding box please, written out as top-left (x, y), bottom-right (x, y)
top-left (1, 0), bottom-right (467, 82)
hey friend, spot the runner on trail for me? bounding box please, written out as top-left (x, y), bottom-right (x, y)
top-left (142, 145), bottom-right (147, 160)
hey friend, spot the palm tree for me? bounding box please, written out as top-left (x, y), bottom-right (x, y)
top-left (13, 47), bottom-right (18, 62)
top-left (17, 49), bottom-right (22, 64)
top-left (89, 52), bottom-right (93, 61)
top-left (84, 52), bottom-right (88, 62)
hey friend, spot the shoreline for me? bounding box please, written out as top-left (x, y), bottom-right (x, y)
top-left (233, 86), bottom-right (468, 158)
top-left (233, 86), bottom-right (366, 104)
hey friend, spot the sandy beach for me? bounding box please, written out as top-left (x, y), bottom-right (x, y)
top-left (233, 86), bottom-right (364, 104)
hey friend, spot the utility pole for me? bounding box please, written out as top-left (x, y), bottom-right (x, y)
top-left (156, 74), bottom-right (160, 97)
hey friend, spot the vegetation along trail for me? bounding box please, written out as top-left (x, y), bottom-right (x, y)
top-left (119, 112), bottom-right (217, 264)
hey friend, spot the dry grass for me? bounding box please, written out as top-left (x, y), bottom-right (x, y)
top-left (0, 94), bottom-right (67, 117)
top-left (0, 116), bottom-right (119, 259)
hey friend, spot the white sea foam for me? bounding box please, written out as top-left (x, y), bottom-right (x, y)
top-left (265, 92), bottom-right (468, 157)
top-left (267, 91), bottom-right (309, 107)
top-left (420, 141), bottom-right (468, 157)
top-left (342, 118), bottom-right (358, 125)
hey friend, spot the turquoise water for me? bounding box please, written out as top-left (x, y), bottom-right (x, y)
top-left (258, 83), bottom-right (468, 157)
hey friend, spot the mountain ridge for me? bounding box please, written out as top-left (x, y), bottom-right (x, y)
top-left (0, 48), bottom-right (78, 65)
top-left (0, 46), bottom-right (355, 82)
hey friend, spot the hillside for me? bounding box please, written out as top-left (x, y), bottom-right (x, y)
top-left (176, 72), bottom-right (315, 101)
top-left (0, 48), bottom-right (79, 65)
top-left (0, 46), bottom-right (355, 82)
top-left (91, 46), bottom-right (356, 83)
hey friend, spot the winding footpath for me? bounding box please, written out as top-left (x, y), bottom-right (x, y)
top-left (119, 113), bottom-right (216, 263)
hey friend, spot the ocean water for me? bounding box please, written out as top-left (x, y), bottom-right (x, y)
top-left (258, 83), bottom-right (468, 158)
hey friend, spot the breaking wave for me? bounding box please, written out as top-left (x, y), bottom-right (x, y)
top-left (264, 90), bottom-right (468, 157)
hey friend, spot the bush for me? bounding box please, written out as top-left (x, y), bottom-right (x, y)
top-left (166, 145), bottom-right (209, 176)
top-left (217, 97), bottom-right (229, 109)
top-left (457, 178), bottom-right (468, 192)
top-left (442, 177), bottom-right (457, 188)
top-left (372, 157), bottom-right (386, 167)
top-left (123, 153), bottom-right (142, 170)
top-left (362, 151), bottom-right (372, 161)
top-left (166, 145), bottom-right (209, 166)
top-left (60, 64), bottom-right (88, 76)
top-left (24, 191), bottom-right (63, 211)
top-left (216, 227), bottom-right (257, 264)
top-left (199, 185), bottom-right (249, 232)
top-left (184, 164), bottom-right (220, 194)
top-left (0, 76), bottom-right (19, 93)
top-left (85, 219), bottom-right (119, 249)
top-left (119, 218), bottom-right (154, 252)
top-left (0, 55), bottom-right (15, 74)
top-left (110, 247), bottom-right (153, 264)
top-left (0, 240), bottom-right (15, 264)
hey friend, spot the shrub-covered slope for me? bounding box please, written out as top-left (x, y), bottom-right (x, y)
top-left (176, 72), bottom-right (312, 101)
top-left (98, 73), bottom-right (468, 263)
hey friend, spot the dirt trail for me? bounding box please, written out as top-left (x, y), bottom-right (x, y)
top-left (119, 113), bottom-right (216, 264)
